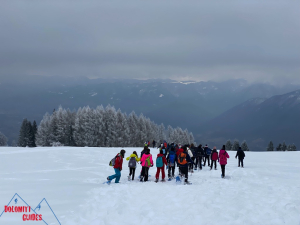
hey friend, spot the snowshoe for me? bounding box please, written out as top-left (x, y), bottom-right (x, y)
top-left (168, 178), bottom-right (172, 181)
top-left (155, 179), bottom-right (159, 183)
top-left (176, 176), bottom-right (181, 182)
top-left (104, 180), bottom-right (111, 185)
top-left (194, 168), bottom-right (197, 170)
top-left (128, 176), bottom-right (131, 181)
top-left (161, 179), bottom-right (166, 182)
top-left (184, 181), bottom-right (192, 185)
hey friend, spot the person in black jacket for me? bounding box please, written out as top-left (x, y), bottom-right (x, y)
top-left (152, 140), bottom-right (156, 148)
top-left (195, 144), bottom-right (204, 170)
top-left (235, 147), bottom-right (245, 167)
top-left (189, 144), bottom-right (196, 172)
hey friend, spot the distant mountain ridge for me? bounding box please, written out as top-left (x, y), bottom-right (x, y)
top-left (200, 89), bottom-right (300, 151)
top-left (0, 76), bottom-right (299, 147)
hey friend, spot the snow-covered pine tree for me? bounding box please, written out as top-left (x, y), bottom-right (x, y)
top-left (183, 129), bottom-right (190, 145)
top-left (276, 143), bottom-right (282, 151)
top-left (225, 140), bottom-right (232, 150)
top-left (281, 142), bottom-right (287, 151)
top-left (144, 118), bottom-right (153, 144)
top-left (18, 119), bottom-right (27, 147)
top-left (32, 120), bottom-right (38, 147)
top-left (56, 106), bottom-right (68, 145)
top-left (36, 113), bottom-right (51, 146)
top-left (189, 132), bottom-right (195, 145)
top-left (104, 105), bottom-right (117, 147)
top-left (267, 141), bottom-right (274, 151)
top-left (18, 119), bottom-right (33, 147)
top-left (172, 128), bottom-right (181, 144)
top-left (115, 109), bottom-right (130, 147)
top-left (73, 107), bottom-right (84, 146)
top-left (290, 144), bottom-right (297, 151)
top-left (95, 105), bottom-right (105, 147)
top-left (177, 127), bottom-right (185, 144)
top-left (137, 114), bottom-right (147, 146)
top-left (157, 124), bottom-right (166, 145)
top-left (0, 131), bottom-right (8, 146)
top-left (65, 109), bottom-right (76, 146)
top-left (84, 106), bottom-right (99, 147)
top-left (167, 125), bottom-right (174, 143)
top-left (127, 112), bottom-right (138, 147)
top-left (27, 121), bottom-right (36, 147)
top-left (150, 122), bottom-right (159, 145)
top-left (49, 110), bottom-right (59, 145)
top-left (232, 139), bottom-right (240, 151)
top-left (241, 140), bottom-right (249, 151)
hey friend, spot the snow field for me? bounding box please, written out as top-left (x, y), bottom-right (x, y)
top-left (0, 147), bottom-right (299, 225)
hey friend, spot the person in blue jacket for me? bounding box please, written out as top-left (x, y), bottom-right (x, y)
top-left (166, 146), bottom-right (177, 179)
top-left (203, 144), bottom-right (212, 167)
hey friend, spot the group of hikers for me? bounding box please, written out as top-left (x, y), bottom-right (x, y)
top-left (107, 142), bottom-right (246, 185)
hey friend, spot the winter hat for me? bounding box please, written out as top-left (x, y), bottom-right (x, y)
top-left (222, 145), bottom-right (225, 150)
top-left (120, 149), bottom-right (126, 158)
top-left (205, 144), bottom-right (208, 147)
top-left (239, 147), bottom-right (242, 150)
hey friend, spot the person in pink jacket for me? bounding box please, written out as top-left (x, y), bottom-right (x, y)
top-left (219, 145), bottom-right (230, 178)
top-left (140, 148), bottom-right (154, 182)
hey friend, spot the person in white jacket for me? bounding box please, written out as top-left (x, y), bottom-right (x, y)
top-left (187, 147), bottom-right (194, 172)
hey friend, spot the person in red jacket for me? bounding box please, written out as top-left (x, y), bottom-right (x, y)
top-left (210, 146), bottom-right (219, 170)
top-left (155, 150), bottom-right (168, 182)
top-left (176, 145), bottom-right (184, 174)
top-left (107, 149), bottom-right (126, 183)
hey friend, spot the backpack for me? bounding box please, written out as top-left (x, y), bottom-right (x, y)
top-left (169, 152), bottom-right (176, 166)
top-left (128, 157), bottom-right (136, 168)
top-left (156, 156), bottom-right (163, 167)
top-left (145, 155), bottom-right (151, 167)
top-left (109, 156), bottom-right (117, 166)
top-left (241, 151), bottom-right (245, 158)
top-left (206, 148), bottom-right (212, 155)
top-left (178, 152), bottom-right (187, 165)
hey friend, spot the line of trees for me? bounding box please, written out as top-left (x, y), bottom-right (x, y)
top-left (267, 141), bottom-right (297, 151)
top-left (0, 131), bottom-right (8, 146)
top-left (225, 139), bottom-right (249, 151)
top-left (34, 105), bottom-right (195, 147)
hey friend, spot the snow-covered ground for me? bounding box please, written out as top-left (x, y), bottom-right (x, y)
top-left (0, 147), bottom-right (299, 225)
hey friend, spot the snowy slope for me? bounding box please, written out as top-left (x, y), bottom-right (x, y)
top-left (0, 147), bottom-right (299, 225)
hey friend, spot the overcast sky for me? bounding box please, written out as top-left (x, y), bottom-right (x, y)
top-left (0, 0), bottom-right (299, 84)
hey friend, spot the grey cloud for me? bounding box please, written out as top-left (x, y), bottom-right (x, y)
top-left (0, 0), bottom-right (299, 84)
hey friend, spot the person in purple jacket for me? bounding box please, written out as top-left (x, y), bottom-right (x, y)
top-left (219, 145), bottom-right (230, 178)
